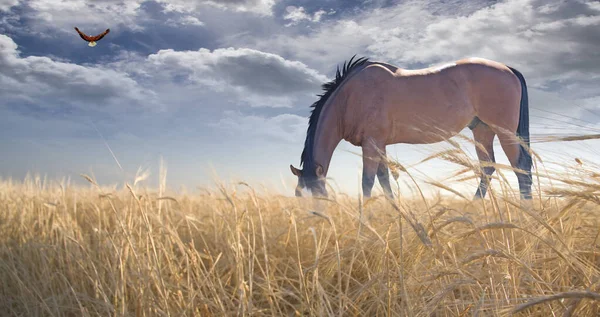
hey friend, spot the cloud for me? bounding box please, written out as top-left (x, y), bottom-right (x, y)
top-left (213, 110), bottom-right (306, 142)
top-left (165, 15), bottom-right (204, 26)
top-left (245, 19), bottom-right (376, 70)
top-left (0, 0), bottom-right (274, 38)
top-left (0, 29), bottom-right (328, 123)
top-left (146, 47), bottom-right (327, 106)
top-left (283, 6), bottom-right (334, 26)
top-left (0, 34), bottom-right (153, 114)
top-left (163, 0), bottom-right (275, 16)
top-left (0, 0), bottom-right (19, 11)
top-left (25, 0), bottom-right (146, 34)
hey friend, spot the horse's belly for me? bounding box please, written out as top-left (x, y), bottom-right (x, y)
top-left (387, 108), bottom-right (474, 145)
top-left (389, 127), bottom-right (458, 144)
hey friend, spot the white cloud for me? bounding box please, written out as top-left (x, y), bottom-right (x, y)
top-left (246, 19), bottom-right (376, 69)
top-left (160, 0), bottom-right (276, 16)
top-left (0, 34), bottom-right (153, 112)
top-left (163, 13), bottom-right (206, 27)
top-left (0, 31), bottom-right (328, 116)
top-left (26, 0), bottom-right (146, 33)
top-left (169, 15), bottom-right (205, 26)
top-left (283, 6), bottom-right (334, 26)
top-left (213, 111), bottom-right (306, 142)
top-left (146, 47), bottom-right (327, 106)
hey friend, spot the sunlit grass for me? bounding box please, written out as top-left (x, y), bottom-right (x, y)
top-left (0, 142), bottom-right (599, 316)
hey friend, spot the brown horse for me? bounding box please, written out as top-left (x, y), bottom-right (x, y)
top-left (290, 55), bottom-right (532, 200)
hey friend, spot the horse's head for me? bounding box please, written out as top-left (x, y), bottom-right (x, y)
top-left (290, 164), bottom-right (328, 197)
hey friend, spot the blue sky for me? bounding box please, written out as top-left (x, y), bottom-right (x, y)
top-left (1, 0), bottom-right (600, 197)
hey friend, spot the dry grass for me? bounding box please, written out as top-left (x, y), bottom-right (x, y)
top-left (1, 148), bottom-right (600, 317)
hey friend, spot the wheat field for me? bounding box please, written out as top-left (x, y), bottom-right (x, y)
top-left (1, 146), bottom-right (600, 316)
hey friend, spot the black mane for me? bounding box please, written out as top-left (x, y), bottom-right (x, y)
top-left (300, 55), bottom-right (370, 172)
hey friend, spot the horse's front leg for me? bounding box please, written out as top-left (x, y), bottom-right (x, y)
top-left (362, 138), bottom-right (384, 199)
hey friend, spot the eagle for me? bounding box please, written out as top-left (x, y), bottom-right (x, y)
top-left (74, 27), bottom-right (110, 47)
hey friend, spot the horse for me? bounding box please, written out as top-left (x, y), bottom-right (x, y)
top-left (289, 55), bottom-right (533, 201)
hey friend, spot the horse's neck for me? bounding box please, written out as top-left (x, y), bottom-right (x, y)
top-left (312, 100), bottom-right (343, 176)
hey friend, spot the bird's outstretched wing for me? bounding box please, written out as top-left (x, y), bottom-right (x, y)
top-left (74, 27), bottom-right (110, 42)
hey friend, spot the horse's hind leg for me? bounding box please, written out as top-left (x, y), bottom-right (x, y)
top-left (496, 130), bottom-right (532, 200)
top-left (472, 122), bottom-right (496, 199)
top-left (376, 148), bottom-right (394, 199)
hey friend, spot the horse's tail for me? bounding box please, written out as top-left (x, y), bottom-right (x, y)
top-left (508, 66), bottom-right (532, 187)
top-left (508, 67), bottom-right (529, 147)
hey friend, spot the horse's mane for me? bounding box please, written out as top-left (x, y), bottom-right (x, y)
top-left (300, 55), bottom-right (370, 170)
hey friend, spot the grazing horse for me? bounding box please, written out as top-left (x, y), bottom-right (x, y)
top-left (290, 55), bottom-right (532, 200)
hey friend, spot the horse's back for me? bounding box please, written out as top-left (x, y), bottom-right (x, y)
top-left (396, 57), bottom-right (516, 80)
top-left (455, 57), bottom-right (511, 71)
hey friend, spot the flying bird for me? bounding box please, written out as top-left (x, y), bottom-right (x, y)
top-left (74, 27), bottom-right (110, 47)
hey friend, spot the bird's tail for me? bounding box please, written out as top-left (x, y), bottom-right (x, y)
top-left (88, 41), bottom-right (97, 47)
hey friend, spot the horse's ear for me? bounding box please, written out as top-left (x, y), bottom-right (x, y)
top-left (290, 164), bottom-right (302, 177)
top-left (315, 164), bottom-right (324, 177)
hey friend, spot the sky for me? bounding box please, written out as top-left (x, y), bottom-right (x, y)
top-left (1, 0), bottom-right (600, 197)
